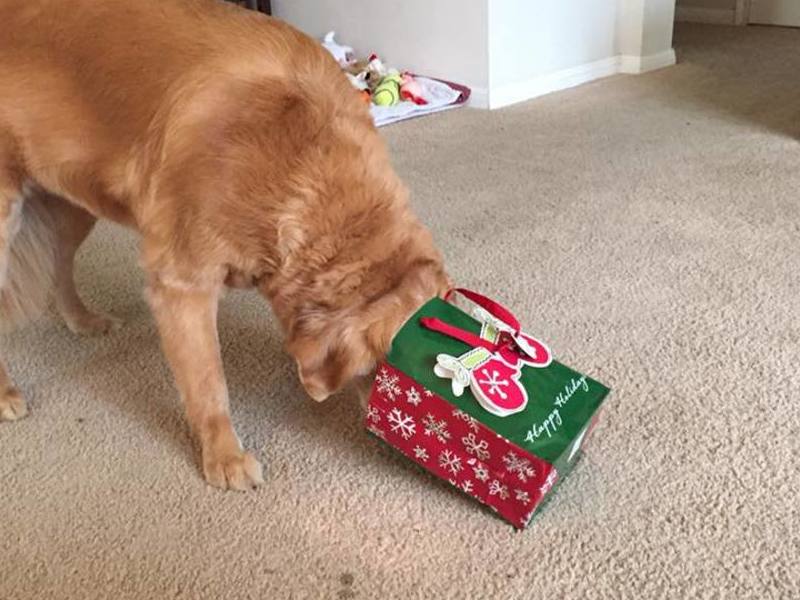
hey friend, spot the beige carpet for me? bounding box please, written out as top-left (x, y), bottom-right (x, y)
top-left (2, 23), bottom-right (799, 599)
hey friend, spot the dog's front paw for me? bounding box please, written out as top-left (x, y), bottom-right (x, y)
top-left (203, 448), bottom-right (264, 491)
top-left (0, 388), bottom-right (28, 422)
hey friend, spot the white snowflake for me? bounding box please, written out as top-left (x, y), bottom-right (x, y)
top-left (366, 423), bottom-right (385, 439)
top-left (539, 469), bottom-right (558, 496)
top-left (462, 433), bottom-right (491, 461)
top-left (413, 446), bottom-right (430, 462)
top-left (438, 450), bottom-right (463, 475)
top-left (387, 408), bottom-right (416, 440)
top-left (422, 413), bottom-right (451, 443)
top-left (405, 387), bottom-right (422, 406)
top-left (477, 368), bottom-right (511, 399)
top-left (376, 367), bottom-right (402, 402)
top-left (424, 389), bottom-right (434, 397)
top-left (472, 462), bottom-right (490, 482)
top-left (515, 489), bottom-right (531, 504)
top-left (502, 452), bottom-right (536, 482)
top-left (461, 480), bottom-right (475, 494)
top-left (488, 479), bottom-right (510, 500)
top-left (452, 409), bottom-right (480, 432)
top-left (366, 406), bottom-right (381, 423)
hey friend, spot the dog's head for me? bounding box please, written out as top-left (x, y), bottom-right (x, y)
top-left (272, 221), bottom-right (449, 402)
top-left (260, 139), bottom-right (449, 401)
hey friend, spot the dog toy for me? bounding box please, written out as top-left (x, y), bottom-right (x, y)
top-left (344, 55), bottom-right (382, 91)
top-left (321, 32), bottom-right (355, 67)
top-left (346, 72), bottom-right (369, 91)
top-left (400, 73), bottom-right (428, 105)
top-left (372, 73), bottom-right (403, 106)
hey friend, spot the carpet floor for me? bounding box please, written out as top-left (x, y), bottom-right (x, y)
top-left (2, 23), bottom-right (799, 599)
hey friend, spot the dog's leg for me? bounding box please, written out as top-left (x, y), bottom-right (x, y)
top-left (0, 169), bottom-right (28, 421)
top-left (40, 194), bottom-right (121, 335)
top-left (147, 277), bottom-right (264, 490)
top-left (0, 193), bottom-right (27, 417)
top-left (0, 359), bottom-right (26, 421)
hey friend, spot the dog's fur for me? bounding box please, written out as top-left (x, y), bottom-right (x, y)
top-left (0, 0), bottom-right (448, 489)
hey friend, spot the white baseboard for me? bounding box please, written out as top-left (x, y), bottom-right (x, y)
top-left (620, 49), bottom-right (677, 74)
top-left (675, 7), bottom-right (736, 24)
top-left (484, 50), bottom-right (677, 110)
top-left (488, 56), bottom-right (621, 110)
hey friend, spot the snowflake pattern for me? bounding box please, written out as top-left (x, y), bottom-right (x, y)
top-left (539, 469), bottom-right (558, 496)
top-left (502, 452), bottom-right (536, 482)
top-left (422, 413), bottom-right (451, 443)
top-left (462, 433), bottom-right (491, 461)
top-left (387, 408), bottom-right (416, 440)
top-left (472, 462), bottom-right (490, 482)
top-left (452, 409), bottom-right (480, 432)
top-left (376, 367), bottom-right (402, 402)
top-left (413, 446), bottom-right (430, 462)
top-left (438, 450), bottom-right (463, 475)
top-left (366, 406), bottom-right (381, 424)
top-left (488, 479), bottom-right (510, 500)
top-left (405, 387), bottom-right (422, 406)
top-left (366, 362), bottom-right (558, 527)
top-left (477, 368), bottom-right (511, 399)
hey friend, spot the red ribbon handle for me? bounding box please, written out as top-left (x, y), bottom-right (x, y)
top-left (421, 287), bottom-right (519, 353)
top-left (424, 289), bottom-right (552, 369)
top-left (444, 288), bottom-right (520, 333)
top-left (420, 317), bottom-right (498, 353)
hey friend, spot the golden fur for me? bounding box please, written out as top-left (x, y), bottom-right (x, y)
top-left (0, 0), bottom-right (448, 488)
top-left (0, 188), bottom-right (55, 327)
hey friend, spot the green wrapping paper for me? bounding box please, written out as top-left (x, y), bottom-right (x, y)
top-left (388, 298), bottom-right (610, 464)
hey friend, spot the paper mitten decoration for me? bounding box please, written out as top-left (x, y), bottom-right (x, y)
top-left (434, 347), bottom-right (528, 417)
top-left (424, 291), bottom-right (553, 418)
top-left (475, 307), bottom-right (552, 368)
top-left (470, 357), bottom-right (528, 417)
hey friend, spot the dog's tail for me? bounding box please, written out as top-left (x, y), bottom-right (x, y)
top-left (0, 195), bottom-right (57, 329)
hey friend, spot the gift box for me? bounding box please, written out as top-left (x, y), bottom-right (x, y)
top-left (365, 289), bottom-right (610, 529)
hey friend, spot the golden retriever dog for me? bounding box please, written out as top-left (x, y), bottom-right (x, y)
top-left (0, 0), bottom-right (448, 490)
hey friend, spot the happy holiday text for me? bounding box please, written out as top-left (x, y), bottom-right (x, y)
top-left (524, 376), bottom-right (590, 443)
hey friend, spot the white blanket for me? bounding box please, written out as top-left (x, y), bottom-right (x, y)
top-left (370, 77), bottom-right (464, 127)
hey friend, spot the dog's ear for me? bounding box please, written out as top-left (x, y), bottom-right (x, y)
top-left (294, 353), bottom-right (337, 403)
top-left (289, 326), bottom-right (372, 402)
top-left (290, 333), bottom-right (341, 402)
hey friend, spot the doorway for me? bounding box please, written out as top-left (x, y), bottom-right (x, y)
top-left (748, 0), bottom-right (800, 26)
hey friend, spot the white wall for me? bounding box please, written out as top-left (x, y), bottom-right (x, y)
top-left (642, 0), bottom-right (678, 55)
top-left (488, 1), bottom-right (619, 90)
top-left (488, 0), bottom-right (676, 108)
top-left (618, 0), bottom-right (677, 59)
top-left (272, 0), bottom-right (489, 96)
top-left (487, 0), bottom-right (620, 106)
top-left (274, 0), bottom-right (677, 110)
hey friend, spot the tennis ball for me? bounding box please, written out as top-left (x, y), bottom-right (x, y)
top-left (373, 83), bottom-right (399, 106)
